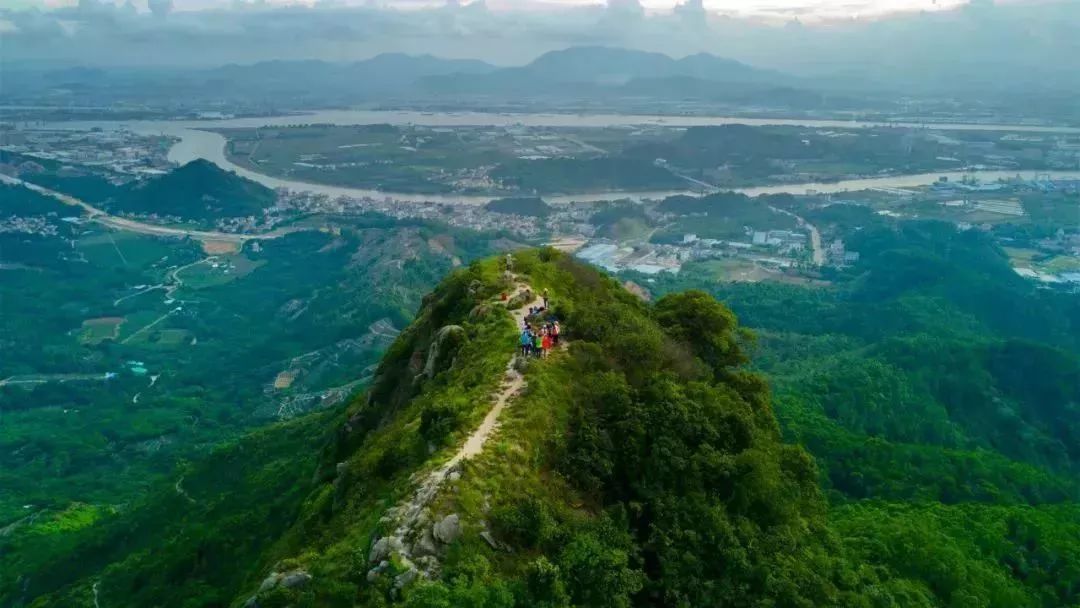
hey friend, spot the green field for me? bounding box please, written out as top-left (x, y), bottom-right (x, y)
top-left (124, 328), bottom-right (193, 349)
top-left (175, 254), bottom-right (265, 290)
top-left (77, 317), bottom-right (124, 345)
top-left (77, 231), bottom-right (177, 269)
top-left (115, 309), bottom-right (167, 342)
top-left (1042, 254), bottom-right (1080, 273)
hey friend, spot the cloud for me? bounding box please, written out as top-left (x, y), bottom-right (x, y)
top-left (0, 0), bottom-right (1077, 100)
top-left (606, 0), bottom-right (643, 17)
top-left (148, 0), bottom-right (173, 17)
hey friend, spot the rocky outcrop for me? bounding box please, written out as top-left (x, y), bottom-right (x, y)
top-left (433, 513), bottom-right (461, 544)
top-left (421, 325), bottom-right (466, 380)
top-left (506, 289), bottom-right (532, 311)
top-left (368, 535), bottom-right (405, 564)
top-left (250, 568), bottom-right (312, 605)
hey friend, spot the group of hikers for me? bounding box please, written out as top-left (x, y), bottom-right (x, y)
top-left (518, 288), bottom-right (560, 358)
top-left (502, 254), bottom-right (562, 358)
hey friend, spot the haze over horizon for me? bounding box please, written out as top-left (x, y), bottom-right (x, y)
top-left (2, 0), bottom-right (1078, 99)
top-left (9, 0), bottom-right (983, 22)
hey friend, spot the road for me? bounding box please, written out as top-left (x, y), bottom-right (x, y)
top-left (769, 205), bottom-right (826, 266)
top-left (121, 308), bottom-right (180, 345)
top-left (0, 373), bottom-right (115, 387)
top-left (0, 173), bottom-right (299, 243)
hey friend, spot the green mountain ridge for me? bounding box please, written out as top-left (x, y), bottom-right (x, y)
top-left (11, 248), bottom-right (1080, 608)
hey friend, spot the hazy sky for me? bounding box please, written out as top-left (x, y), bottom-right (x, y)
top-left (11, 0), bottom-right (975, 21)
top-left (3, 0), bottom-right (1076, 95)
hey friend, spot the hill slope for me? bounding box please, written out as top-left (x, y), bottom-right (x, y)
top-left (15, 249), bottom-right (1080, 607)
top-left (108, 159), bottom-right (276, 220)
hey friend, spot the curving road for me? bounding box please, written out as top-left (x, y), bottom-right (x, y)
top-left (0, 173), bottom-right (299, 243)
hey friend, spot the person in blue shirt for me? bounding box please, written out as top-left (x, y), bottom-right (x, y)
top-left (519, 328), bottom-right (533, 357)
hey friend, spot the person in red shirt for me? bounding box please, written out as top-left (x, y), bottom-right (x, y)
top-left (541, 329), bottom-right (552, 357)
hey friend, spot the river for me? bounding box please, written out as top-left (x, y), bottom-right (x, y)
top-left (52, 109), bottom-right (1080, 133)
top-left (45, 111), bottom-right (1080, 205)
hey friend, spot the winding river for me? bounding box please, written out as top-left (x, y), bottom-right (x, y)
top-left (52, 110), bottom-right (1080, 205)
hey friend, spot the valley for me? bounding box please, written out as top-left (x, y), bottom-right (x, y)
top-left (2, 15), bottom-right (1080, 608)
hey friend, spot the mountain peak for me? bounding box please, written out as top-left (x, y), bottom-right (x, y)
top-left (112, 159), bottom-right (275, 220)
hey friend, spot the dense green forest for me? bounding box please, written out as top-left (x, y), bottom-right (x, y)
top-left (490, 157), bottom-right (686, 194)
top-left (1, 181), bottom-right (516, 604)
top-left (484, 197), bottom-right (554, 218)
top-left (109, 160), bottom-right (277, 219)
top-left (632, 215), bottom-right (1080, 606)
top-left (2, 153), bottom-right (276, 220)
top-left (9, 244), bottom-right (1079, 607)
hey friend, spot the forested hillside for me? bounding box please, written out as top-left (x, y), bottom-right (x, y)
top-left (13, 248), bottom-right (1078, 607)
top-left (639, 215), bottom-right (1080, 607)
top-left (109, 159), bottom-right (277, 220)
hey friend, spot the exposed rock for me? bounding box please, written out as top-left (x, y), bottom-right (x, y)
top-left (258, 573), bottom-right (281, 592)
top-left (244, 596), bottom-right (260, 608)
top-left (422, 325), bottom-right (467, 380)
top-left (412, 528), bottom-right (439, 558)
top-left (622, 280), bottom-right (652, 301)
top-left (393, 567), bottom-right (419, 590)
top-left (480, 530), bottom-right (501, 551)
top-left (255, 569), bottom-right (311, 593)
top-left (433, 513), bottom-right (461, 545)
top-left (414, 555), bottom-right (441, 576)
top-left (280, 571), bottom-right (312, 589)
top-left (448, 470), bottom-right (461, 482)
top-left (506, 290), bottom-right (532, 311)
top-left (368, 535), bottom-right (404, 564)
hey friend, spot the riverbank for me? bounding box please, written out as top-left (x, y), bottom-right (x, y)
top-left (35, 110), bottom-right (1080, 206)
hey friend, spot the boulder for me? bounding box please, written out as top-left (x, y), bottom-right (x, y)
top-left (258, 573), bottom-right (281, 592)
top-left (412, 528), bottom-right (439, 558)
top-left (393, 567), bottom-right (419, 591)
top-left (433, 513), bottom-right (461, 545)
top-left (280, 571), bottom-right (312, 589)
top-left (368, 535), bottom-right (404, 564)
top-left (422, 325), bottom-right (466, 379)
top-left (506, 290), bottom-right (532, 311)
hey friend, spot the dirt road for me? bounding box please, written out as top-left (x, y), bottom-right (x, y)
top-left (0, 173), bottom-right (299, 244)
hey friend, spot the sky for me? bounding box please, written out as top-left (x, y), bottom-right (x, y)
top-left (2, 0), bottom-right (1076, 94)
top-left (8, 0), bottom-right (977, 21)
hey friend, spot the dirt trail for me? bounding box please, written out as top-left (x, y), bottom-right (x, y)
top-left (371, 280), bottom-right (541, 582)
top-left (448, 283), bottom-right (535, 463)
top-left (392, 282), bottom-right (537, 518)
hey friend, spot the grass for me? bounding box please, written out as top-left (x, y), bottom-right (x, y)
top-left (77, 230), bottom-right (176, 268)
top-left (115, 309), bottom-right (166, 342)
top-left (694, 258), bottom-right (766, 282)
top-left (1003, 246), bottom-right (1039, 266)
top-left (176, 254), bottom-right (265, 290)
top-left (1040, 255), bottom-right (1080, 274)
top-left (24, 503), bottom-right (116, 536)
top-left (125, 328), bottom-right (192, 349)
top-left (78, 317), bottom-right (125, 345)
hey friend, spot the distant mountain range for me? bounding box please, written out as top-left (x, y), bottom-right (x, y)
top-left (420, 46), bottom-right (794, 95)
top-left (4, 47), bottom-right (846, 111)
